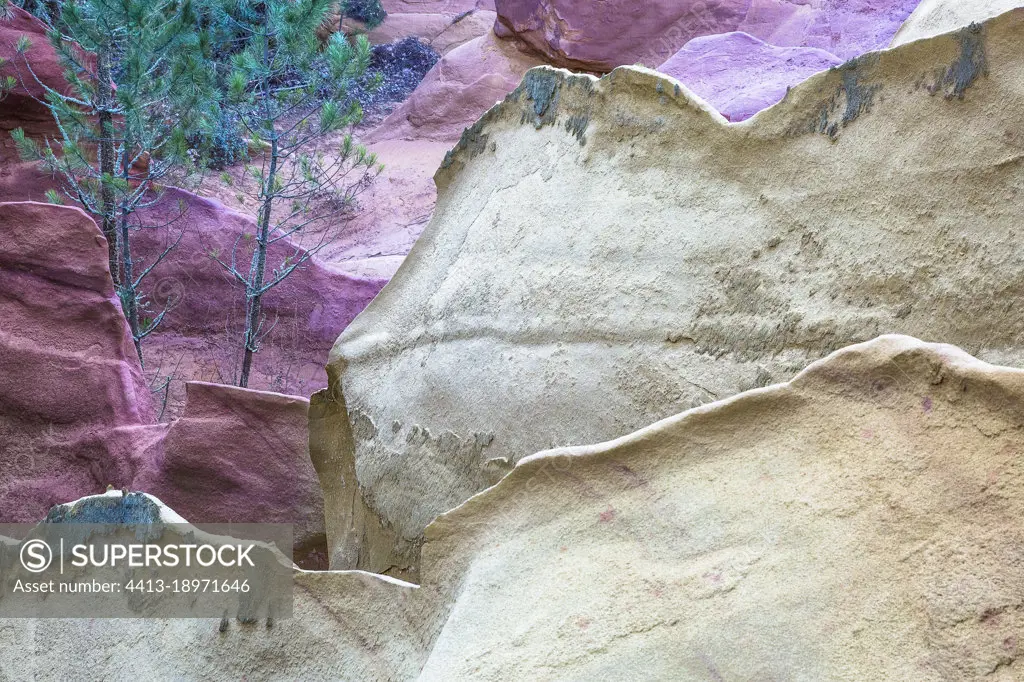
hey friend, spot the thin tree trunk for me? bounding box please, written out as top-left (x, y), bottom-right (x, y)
top-left (96, 50), bottom-right (119, 285)
top-left (239, 137), bottom-right (277, 388)
top-left (119, 210), bottom-right (144, 368)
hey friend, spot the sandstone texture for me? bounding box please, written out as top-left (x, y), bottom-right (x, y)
top-left (891, 0), bottom-right (1024, 45)
top-left (494, 0), bottom-right (921, 71)
top-left (366, 31), bottom-right (543, 143)
top-left (321, 138), bottom-right (453, 279)
top-left (0, 202), bottom-right (155, 522)
top-left (318, 7), bottom-right (1024, 573)
top-left (658, 31), bottom-right (842, 121)
top-left (0, 7), bottom-right (66, 158)
top-left (0, 201), bottom-right (331, 555)
top-left (369, 5), bottom-right (497, 55)
top-left (417, 336), bottom-right (1024, 680)
top-left (11, 336), bottom-right (1024, 679)
top-left (133, 382), bottom-right (327, 568)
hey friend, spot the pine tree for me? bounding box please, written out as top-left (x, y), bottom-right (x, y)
top-left (210, 0), bottom-right (382, 388)
top-left (10, 0), bottom-right (215, 366)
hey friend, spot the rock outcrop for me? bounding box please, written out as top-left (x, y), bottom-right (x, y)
top-left (0, 201), bottom-right (330, 558)
top-left (316, 7), bottom-right (1024, 574)
top-left (418, 336), bottom-right (1024, 679)
top-left (133, 382), bottom-right (328, 568)
top-left (658, 31), bottom-right (842, 122)
top-left (0, 176), bottom-right (389, 414)
top-left (369, 0), bottom-right (497, 54)
top-left (11, 336), bottom-right (1024, 679)
top-left (494, 0), bottom-right (921, 71)
top-left (0, 202), bottom-right (155, 522)
top-left (891, 0), bottom-right (1023, 45)
top-left (0, 7), bottom-right (66, 158)
top-left (366, 30), bottom-right (543, 143)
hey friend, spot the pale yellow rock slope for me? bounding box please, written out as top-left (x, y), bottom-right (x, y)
top-left (317, 7), bottom-right (1024, 574)
top-left (891, 0), bottom-right (1024, 45)
top-left (10, 336), bottom-right (1024, 680)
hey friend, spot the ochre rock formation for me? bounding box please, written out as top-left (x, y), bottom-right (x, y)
top-left (0, 175), bottom-right (388, 413)
top-left (316, 7), bottom-right (1024, 574)
top-left (322, 138), bottom-right (454, 279)
top-left (494, 0), bottom-right (921, 71)
top-left (369, 0), bottom-right (498, 54)
top-left (0, 202), bottom-right (330, 558)
top-left (128, 188), bottom-right (387, 413)
top-left (11, 336), bottom-right (1024, 679)
top-left (657, 31), bottom-right (842, 121)
top-left (133, 382), bottom-right (328, 568)
top-left (418, 336), bottom-right (1024, 679)
top-left (0, 202), bottom-right (155, 521)
top-left (891, 0), bottom-right (1024, 45)
top-left (366, 30), bottom-right (543, 143)
top-left (336, 0), bottom-right (935, 277)
top-left (0, 7), bottom-right (66, 158)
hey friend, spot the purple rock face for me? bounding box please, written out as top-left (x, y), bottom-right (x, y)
top-left (659, 0), bottom-right (924, 122)
top-left (494, 0), bottom-right (922, 71)
top-left (659, 32), bottom-right (843, 122)
top-left (737, 0), bottom-right (924, 61)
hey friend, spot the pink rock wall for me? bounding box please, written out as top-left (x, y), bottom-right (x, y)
top-left (0, 201), bottom-right (155, 521)
top-left (132, 188), bottom-right (388, 411)
top-left (0, 7), bottom-right (66, 155)
top-left (134, 381), bottom-right (327, 568)
top-left (494, 0), bottom-right (922, 71)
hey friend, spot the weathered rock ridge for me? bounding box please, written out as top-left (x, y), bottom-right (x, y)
top-left (891, 0), bottom-right (1024, 46)
top-left (494, 0), bottom-right (921, 71)
top-left (11, 336), bottom-right (1024, 679)
top-left (316, 7), bottom-right (1024, 574)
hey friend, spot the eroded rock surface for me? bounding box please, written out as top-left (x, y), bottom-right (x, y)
top-left (658, 31), bottom-right (842, 121)
top-left (0, 202), bottom-right (155, 522)
top-left (891, 0), bottom-right (1024, 46)
top-left (0, 201), bottom-right (334, 550)
top-left (418, 336), bottom-right (1024, 679)
top-left (133, 382), bottom-right (328, 568)
top-left (11, 336), bottom-right (1024, 680)
top-left (366, 30), bottom-right (543, 143)
top-left (494, 0), bottom-right (921, 71)
top-left (318, 8), bottom-right (1024, 573)
top-left (0, 178), bottom-right (389, 416)
top-left (131, 188), bottom-right (388, 415)
top-left (0, 7), bottom-right (67, 157)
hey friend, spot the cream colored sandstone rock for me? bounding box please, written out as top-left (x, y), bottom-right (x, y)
top-left (2, 493), bottom-right (432, 680)
top-left (891, 0), bottom-right (1024, 45)
top-left (417, 336), bottom-right (1024, 679)
top-left (316, 7), bottom-right (1024, 574)
top-left (11, 336), bottom-right (1024, 679)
